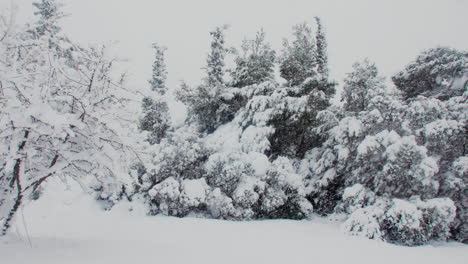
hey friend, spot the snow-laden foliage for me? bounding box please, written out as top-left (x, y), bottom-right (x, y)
top-left (151, 26), bottom-right (465, 244)
top-left (344, 197), bottom-right (456, 246)
top-left (259, 157), bottom-right (312, 219)
top-left (301, 54), bottom-right (466, 244)
top-left (336, 184), bottom-right (376, 215)
top-left (148, 43), bottom-right (168, 95)
top-left (206, 25), bottom-right (230, 87)
top-left (0, 1), bottom-right (145, 234)
top-left (279, 22), bottom-right (317, 86)
top-left (231, 29), bottom-right (276, 88)
top-left (355, 133), bottom-right (439, 199)
top-left (392, 47), bottom-right (467, 100)
top-left (314, 16), bottom-right (329, 79)
top-left (342, 59), bottom-right (386, 113)
top-left (139, 96), bottom-right (171, 145)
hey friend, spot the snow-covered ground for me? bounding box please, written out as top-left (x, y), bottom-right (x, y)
top-left (1, 180), bottom-right (466, 264)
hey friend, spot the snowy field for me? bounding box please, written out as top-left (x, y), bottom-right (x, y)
top-left (0, 180), bottom-right (466, 264)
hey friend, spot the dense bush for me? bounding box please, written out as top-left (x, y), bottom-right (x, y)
top-left (344, 197), bottom-right (456, 246)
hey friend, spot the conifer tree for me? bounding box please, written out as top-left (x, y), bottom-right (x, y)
top-left (231, 29), bottom-right (276, 87)
top-left (149, 43), bottom-right (168, 95)
top-left (315, 16), bottom-right (329, 79)
top-left (342, 59), bottom-right (386, 113)
top-left (392, 47), bottom-right (467, 100)
top-left (29, 0), bottom-right (64, 38)
top-left (279, 22), bottom-right (317, 86)
top-left (139, 97), bottom-right (171, 145)
top-left (140, 43), bottom-right (171, 144)
top-left (206, 25), bottom-right (229, 87)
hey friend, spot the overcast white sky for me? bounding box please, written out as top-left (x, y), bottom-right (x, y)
top-left (5, 0), bottom-right (468, 91)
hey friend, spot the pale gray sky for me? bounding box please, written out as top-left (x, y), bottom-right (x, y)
top-left (5, 0), bottom-right (468, 91)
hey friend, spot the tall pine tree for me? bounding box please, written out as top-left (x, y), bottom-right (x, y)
top-left (206, 25), bottom-right (229, 87)
top-left (149, 43), bottom-right (168, 95)
top-left (140, 43), bottom-right (171, 144)
top-left (315, 16), bottom-right (329, 79)
top-left (279, 22), bottom-right (317, 86)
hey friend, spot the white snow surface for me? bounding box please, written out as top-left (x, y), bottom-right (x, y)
top-left (1, 179), bottom-right (467, 264)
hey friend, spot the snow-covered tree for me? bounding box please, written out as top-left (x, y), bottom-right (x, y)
top-left (392, 47), bottom-right (467, 100)
top-left (29, 0), bottom-right (64, 38)
top-left (279, 22), bottom-right (317, 86)
top-left (342, 59), bottom-right (386, 113)
top-left (206, 25), bottom-right (229, 87)
top-left (176, 25), bottom-right (243, 133)
top-left (0, 1), bottom-right (144, 234)
top-left (139, 42), bottom-right (171, 144)
top-left (231, 29), bottom-right (276, 88)
top-left (176, 81), bottom-right (245, 133)
top-left (314, 16), bottom-right (329, 79)
top-left (139, 96), bottom-right (171, 145)
top-left (149, 43), bottom-right (168, 95)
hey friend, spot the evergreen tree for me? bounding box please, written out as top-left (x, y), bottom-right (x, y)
top-left (149, 43), bottom-right (168, 95)
top-left (392, 47), bottom-right (467, 100)
top-left (315, 16), bottom-right (329, 79)
top-left (231, 29), bottom-right (276, 88)
top-left (342, 59), bottom-right (386, 113)
top-left (279, 22), bottom-right (317, 86)
top-left (29, 0), bottom-right (64, 38)
top-left (140, 43), bottom-right (171, 144)
top-left (206, 25), bottom-right (229, 87)
top-left (139, 97), bottom-right (171, 145)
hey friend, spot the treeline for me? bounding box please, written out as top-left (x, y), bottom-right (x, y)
top-left (0, 0), bottom-right (466, 246)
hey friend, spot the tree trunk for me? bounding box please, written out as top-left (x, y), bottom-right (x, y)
top-left (1, 130), bottom-right (28, 235)
top-left (1, 188), bottom-right (23, 235)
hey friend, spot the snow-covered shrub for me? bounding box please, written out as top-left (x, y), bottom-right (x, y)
top-left (146, 177), bottom-right (210, 216)
top-left (404, 97), bottom-right (449, 131)
top-left (302, 114), bottom-right (363, 215)
top-left (207, 188), bottom-right (240, 219)
top-left (336, 184), bottom-right (376, 214)
top-left (439, 157), bottom-right (468, 243)
top-left (179, 178), bottom-right (209, 209)
top-left (375, 136), bottom-right (439, 198)
top-left (259, 157), bottom-right (312, 219)
top-left (204, 152), bottom-right (255, 196)
top-left (143, 126), bottom-right (208, 188)
top-left (420, 119), bottom-right (465, 172)
top-left (381, 199), bottom-right (429, 246)
top-left (232, 177), bottom-right (265, 210)
top-left (343, 200), bottom-right (386, 241)
top-left (382, 198), bottom-right (456, 246)
top-left (344, 198), bottom-right (456, 246)
top-left (354, 132), bottom-right (439, 199)
top-left (147, 177), bottom-right (181, 215)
